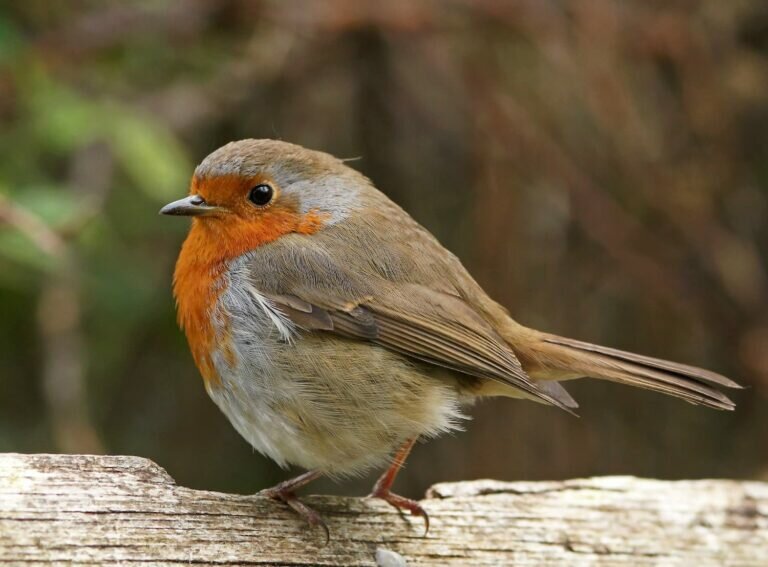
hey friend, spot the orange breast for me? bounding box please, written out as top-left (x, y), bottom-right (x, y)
top-left (173, 206), bottom-right (327, 388)
top-left (173, 226), bottom-right (228, 388)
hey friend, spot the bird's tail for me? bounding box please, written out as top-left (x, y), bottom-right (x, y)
top-left (522, 334), bottom-right (741, 410)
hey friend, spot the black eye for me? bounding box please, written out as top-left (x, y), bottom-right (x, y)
top-left (248, 184), bottom-right (274, 206)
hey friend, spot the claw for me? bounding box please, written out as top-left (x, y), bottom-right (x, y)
top-left (258, 470), bottom-right (328, 544)
top-left (369, 488), bottom-right (430, 536)
top-left (274, 491), bottom-right (330, 545)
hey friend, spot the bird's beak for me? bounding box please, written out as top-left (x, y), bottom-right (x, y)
top-left (159, 195), bottom-right (224, 217)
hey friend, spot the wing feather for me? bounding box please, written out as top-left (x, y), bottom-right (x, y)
top-left (264, 290), bottom-right (573, 412)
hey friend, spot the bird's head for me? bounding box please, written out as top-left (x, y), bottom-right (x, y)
top-left (161, 139), bottom-right (364, 251)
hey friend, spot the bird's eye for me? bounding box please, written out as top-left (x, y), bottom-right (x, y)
top-left (248, 184), bottom-right (274, 207)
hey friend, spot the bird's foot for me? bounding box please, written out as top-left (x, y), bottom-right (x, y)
top-left (261, 487), bottom-right (329, 544)
top-left (368, 487), bottom-right (430, 535)
top-left (258, 470), bottom-right (328, 544)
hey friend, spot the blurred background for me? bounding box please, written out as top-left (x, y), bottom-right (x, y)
top-left (1, 0), bottom-right (767, 498)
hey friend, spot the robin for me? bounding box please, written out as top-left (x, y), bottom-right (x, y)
top-left (161, 139), bottom-right (740, 539)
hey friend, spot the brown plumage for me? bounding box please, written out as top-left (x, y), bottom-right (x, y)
top-left (161, 139), bottom-right (741, 540)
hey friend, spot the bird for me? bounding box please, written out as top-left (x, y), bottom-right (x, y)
top-left (161, 139), bottom-right (741, 540)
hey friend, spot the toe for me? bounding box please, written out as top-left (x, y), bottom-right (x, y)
top-left (370, 490), bottom-right (430, 536)
top-left (285, 495), bottom-right (331, 544)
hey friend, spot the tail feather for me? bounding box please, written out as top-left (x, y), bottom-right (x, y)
top-left (531, 334), bottom-right (741, 411)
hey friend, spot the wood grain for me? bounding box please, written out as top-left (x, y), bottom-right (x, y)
top-left (1, 453), bottom-right (766, 566)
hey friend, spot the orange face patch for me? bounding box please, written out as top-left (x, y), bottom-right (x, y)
top-left (172, 173), bottom-right (327, 388)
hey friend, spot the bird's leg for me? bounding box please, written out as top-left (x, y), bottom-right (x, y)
top-left (258, 470), bottom-right (329, 543)
top-left (368, 437), bottom-right (430, 534)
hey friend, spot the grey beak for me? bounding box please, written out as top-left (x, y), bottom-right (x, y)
top-left (159, 195), bottom-right (222, 216)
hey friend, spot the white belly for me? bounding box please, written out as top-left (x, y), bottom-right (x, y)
top-left (204, 271), bottom-right (467, 476)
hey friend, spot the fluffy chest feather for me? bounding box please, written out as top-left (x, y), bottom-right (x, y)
top-left (175, 249), bottom-right (312, 468)
top-left (206, 266), bottom-right (309, 468)
top-left (173, 216), bottom-right (308, 386)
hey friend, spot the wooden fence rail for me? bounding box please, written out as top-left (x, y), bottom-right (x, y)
top-left (1, 453), bottom-right (766, 565)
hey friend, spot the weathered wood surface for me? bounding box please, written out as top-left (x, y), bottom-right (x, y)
top-left (1, 454), bottom-right (766, 566)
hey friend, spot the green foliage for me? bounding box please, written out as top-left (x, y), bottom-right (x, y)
top-left (109, 113), bottom-right (190, 202)
top-left (21, 69), bottom-right (191, 200)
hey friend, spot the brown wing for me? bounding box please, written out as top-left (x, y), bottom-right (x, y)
top-left (265, 285), bottom-right (575, 412)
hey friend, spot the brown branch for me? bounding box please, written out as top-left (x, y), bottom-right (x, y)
top-left (0, 193), bottom-right (66, 258)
